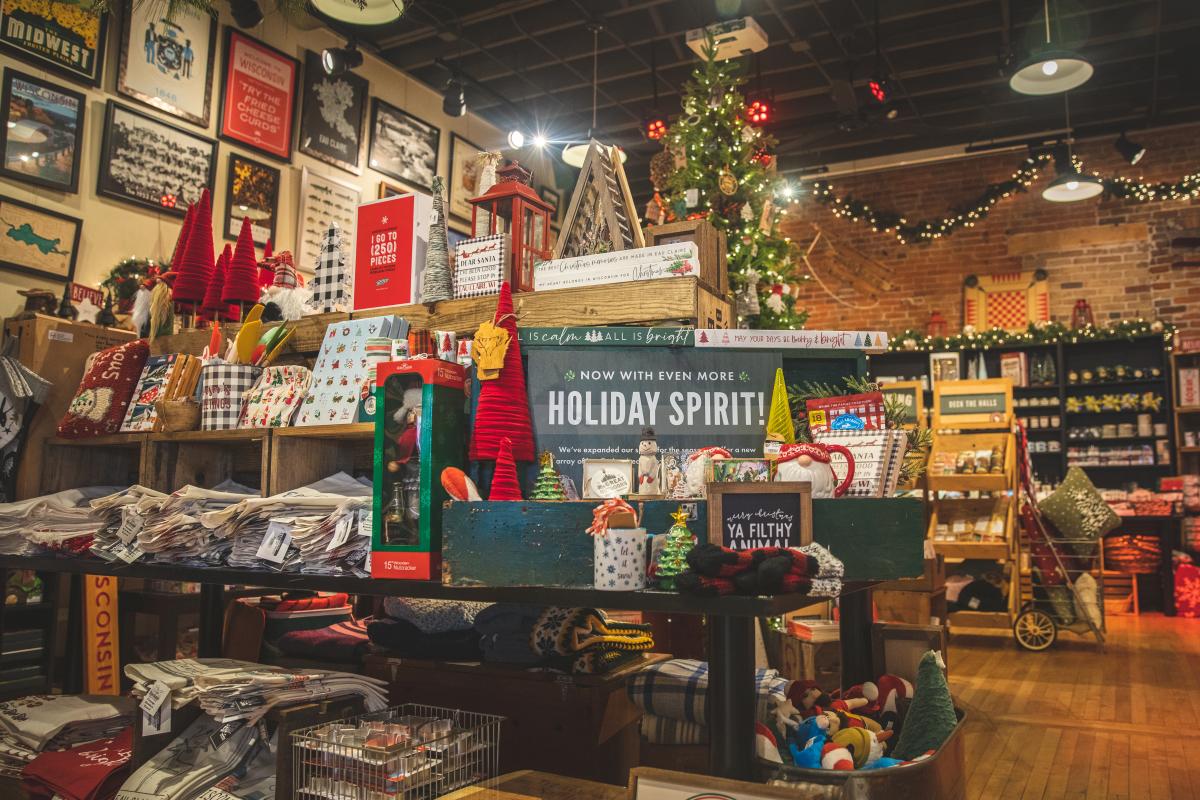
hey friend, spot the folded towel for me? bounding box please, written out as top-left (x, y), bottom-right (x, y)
top-left (275, 618), bottom-right (370, 662)
top-left (366, 618), bottom-right (481, 661)
top-left (382, 598), bottom-right (491, 633)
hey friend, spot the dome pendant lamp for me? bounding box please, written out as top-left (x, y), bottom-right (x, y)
top-left (562, 23), bottom-right (625, 167)
top-left (1042, 145), bottom-right (1103, 203)
top-left (1009, 0), bottom-right (1092, 95)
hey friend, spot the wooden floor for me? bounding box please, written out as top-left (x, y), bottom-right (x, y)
top-left (953, 614), bottom-right (1200, 799)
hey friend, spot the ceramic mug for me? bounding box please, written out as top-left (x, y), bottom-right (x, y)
top-left (594, 528), bottom-right (648, 591)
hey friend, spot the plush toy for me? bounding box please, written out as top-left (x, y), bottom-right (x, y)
top-left (683, 446), bottom-right (731, 497)
top-left (755, 722), bottom-right (783, 764)
top-left (787, 680), bottom-right (833, 718)
top-left (875, 673), bottom-right (914, 730)
top-left (441, 467), bottom-right (481, 501)
top-left (636, 427), bottom-right (661, 495)
top-left (787, 715), bottom-right (829, 768)
top-left (771, 696), bottom-right (802, 736)
top-left (892, 651), bottom-right (957, 761)
top-left (831, 726), bottom-right (891, 769)
top-left (819, 741), bottom-right (854, 770)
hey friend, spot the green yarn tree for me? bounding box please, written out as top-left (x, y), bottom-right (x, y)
top-left (892, 650), bottom-right (958, 760)
top-left (421, 176), bottom-right (452, 304)
top-left (531, 452), bottom-right (566, 501)
top-left (655, 507), bottom-right (696, 590)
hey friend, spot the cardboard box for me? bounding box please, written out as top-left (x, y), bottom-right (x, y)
top-left (372, 359), bottom-right (466, 580)
top-left (353, 193), bottom-right (432, 311)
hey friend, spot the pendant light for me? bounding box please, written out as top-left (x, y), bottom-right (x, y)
top-left (1009, 0), bottom-right (1092, 95)
top-left (562, 24), bottom-right (626, 167)
top-left (311, 0), bottom-right (403, 26)
top-left (1042, 105), bottom-right (1102, 203)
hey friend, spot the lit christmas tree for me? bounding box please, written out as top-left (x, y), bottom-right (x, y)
top-left (655, 506), bottom-right (696, 590)
top-left (531, 451), bottom-right (567, 501)
top-left (653, 38), bottom-right (808, 330)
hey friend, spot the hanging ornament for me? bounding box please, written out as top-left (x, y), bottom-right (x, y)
top-left (645, 195), bottom-right (666, 226)
top-left (673, 143), bottom-right (688, 169)
top-left (736, 270), bottom-right (761, 318)
top-left (765, 284), bottom-right (786, 314)
top-left (718, 169), bottom-right (738, 196)
top-left (708, 85), bottom-right (723, 109)
top-left (751, 243), bottom-right (759, 257)
top-left (759, 198), bottom-right (775, 233)
top-left (741, 125), bottom-right (758, 144)
top-left (684, 97), bottom-right (698, 115)
top-left (650, 148), bottom-right (674, 192)
top-left (471, 320), bottom-right (511, 380)
top-left (740, 202), bottom-right (753, 222)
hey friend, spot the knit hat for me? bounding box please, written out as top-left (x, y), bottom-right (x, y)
top-left (469, 282), bottom-right (535, 462)
top-left (270, 251), bottom-right (298, 288)
top-left (222, 217), bottom-right (261, 306)
top-left (201, 244), bottom-right (231, 316)
top-left (488, 437), bottom-right (523, 501)
top-left (777, 442), bottom-right (833, 464)
top-left (171, 188), bottom-right (214, 305)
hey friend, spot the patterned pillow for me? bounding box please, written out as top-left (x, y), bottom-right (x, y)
top-left (1038, 467), bottom-right (1120, 548)
top-left (57, 339), bottom-right (149, 439)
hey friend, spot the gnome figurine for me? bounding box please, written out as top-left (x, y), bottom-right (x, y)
top-left (637, 427), bottom-right (661, 496)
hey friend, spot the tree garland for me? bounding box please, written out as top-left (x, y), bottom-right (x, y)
top-left (810, 152), bottom-right (1200, 245)
top-left (886, 318), bottom-right (1176, 353)
top-left (102, 257), bottom-right (167, 304)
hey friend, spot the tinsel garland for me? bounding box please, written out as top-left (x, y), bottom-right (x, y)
top-left (811, 153), bottom-right (1200, 245)
top-left (886, 318), bottom-right (1176, 353)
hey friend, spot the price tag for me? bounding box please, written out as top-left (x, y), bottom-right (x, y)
top-left (117, 507), bottom-right (144, 544)
top-left (142, 697), bottom-right (171, 735)
top-left (139, 680), bottom-right (171, 715)
top-left (195, 789), bottom-right (240, 800)
top-left (327, 516), bottom-right (353, 552)
top-left (357, 508), bottom-right (372, 537)
top-left (114, 540), bottom-right (144, 563)
top-left (256, 521), bottom-right (292, 564)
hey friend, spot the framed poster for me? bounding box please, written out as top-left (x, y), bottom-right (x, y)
top-left (706, 482), bottom-right (812, 550)
top-left (929, 351), bottom-right (961, 384)
top-left (117, 2), bottom-right (216, 127)
top-left (298, 49), bottom-right (367, 174)
top-left (378, 179), bottom-right (405, 199)
top-left (296, 166), bottom-right (361, 277)
top-left (0, 194), bottom-right (80, 281)
top-left (218, 27), bottom-right (298, 161)
top-left (447, 132), bottom-right (485, 224)
top-left (225, 152), bottom-right (279, 245)
top-left (367, 98), bottom-right (438, 191)
top-left (0, 0), bottom-right (107, 87)
top-left (97, 100), bottom-right (216, 216)
top-left (0, 68), bottom-right (85, 193)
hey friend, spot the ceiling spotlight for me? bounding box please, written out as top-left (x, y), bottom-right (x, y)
top-left (230, 0), bottom-right (263, 28)
top-left (1115, 132), bottom-right (1146, 165)
top-left (644, 116), bottom-right (667, 140)
top-left (321, 41), bottom-right (363, 76)
top-left (531, 133), bottom-right (547, 149)
top-left (1009, 0), bottom-right (1091, 94)
top-left (506, 130), bottom-right (525, 149)
top-left (868, 76), bottom-right (890, 104)
top-left (746, 99), bottom-right (770, 125)
top-left (442, 80), bottom-right (466, 117)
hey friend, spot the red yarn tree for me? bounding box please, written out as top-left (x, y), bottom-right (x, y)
top-left (171, 187), bottom-right (214, 313)
top-left (222, 217), bottom-right (260, 317)
top-left (201, 244), bottom-right (232, 322)
top-left (469, 281), bottom-right (534, 462)
top-left (487, 437), bottom-right (523, 501)
top-left (168, 202), bottom-right (195, 273)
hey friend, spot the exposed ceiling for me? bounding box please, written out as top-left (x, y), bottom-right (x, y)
top-left (343, 0), bottom-right (1200, 198)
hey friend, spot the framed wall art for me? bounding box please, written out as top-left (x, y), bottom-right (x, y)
top-left (0, 68), bottom-right (85, 193)
top-left (0, 194), bottom-right (80, 281)
top-left (298, 49), bottom-right (367, 174)
top-left (367, 98), bottom-right (438, 191)
top-left (225, 152), bottom-right (279, 245)
top-left (0, 0), bottom-right (107, 87)
top-left (378, 180), bottom-right (406, 199)
top-left (97, 100), bottom-right (216, 217)
top-left (447, 133), bottom-right (485, 225)
top-left (218, 27), bottom-right (298, 161)
top-left (117, 1), bottom-right (216, 127)
top-left (296, 166), bottom-right (361, 276)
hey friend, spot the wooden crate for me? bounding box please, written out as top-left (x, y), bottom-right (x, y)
top-left (149, 311), bottom-right (348, 358)
top-left (269, 423), bottom-right (373, 495)
top-left (144, 428), bottom-right (270, 492)
top-left (874, 588), bottom-right (948, 626)
top-left (778, 635), bottom-right (841, 688)
top-left (4, 314), bottom-right (135, 500)
top-left (643, 219), bottom-right (728, 295)
top-left (41, 434), bottom-right (146, 494)
top-left (875, 556), bottom-right (945, 593)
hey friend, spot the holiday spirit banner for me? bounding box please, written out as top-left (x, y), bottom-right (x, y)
top-left (526, 347), bottom-right (781, 491)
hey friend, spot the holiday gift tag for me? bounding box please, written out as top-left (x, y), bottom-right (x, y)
top-left (117, 507), bottom-right (144, 544)
top-left (142, 697), bottom-right (171, 736)
top-left (139, 680), bottom-right (172, 716)
top-left (257, 521), bottom-right (292, 564)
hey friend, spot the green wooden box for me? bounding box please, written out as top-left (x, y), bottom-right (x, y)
top-left (442, 497), bottom-right (924, 588)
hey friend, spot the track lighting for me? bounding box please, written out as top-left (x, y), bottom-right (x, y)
top-left (321, 41), bottom-right (363, 76)
top-left (442, 80), bottom-right (466, 117)
top-left (531, 133), bottom-right (547, 149)
top-left (1115, 133), bottom-right (1145, 166)
top-left (230, 0), bottom-right (263, 28)
top-left (506, 130), bottom-right (525, 149)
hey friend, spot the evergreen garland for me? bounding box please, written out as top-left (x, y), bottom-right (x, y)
top-left (101, 258), bottom-right (167, 304)
top-left (886, 318), bottom-right (1175, 353)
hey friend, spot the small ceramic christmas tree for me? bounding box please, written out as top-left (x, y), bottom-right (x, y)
top-left (655, 506), bottom-right (696, 590)
top-left (531, 451), bottom-right (567, 501)
top-left (892, 650), bottom-right (957, 760)
top-left (420, 177), bottom-right (452, 304)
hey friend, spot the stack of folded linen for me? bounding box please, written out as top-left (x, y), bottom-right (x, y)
top-left (204, 472), bottom-right (371, 573)
top-left (135, 481), bottom-right (257, 566)
top-left (626, 659), bottom-right (790, 746)
top-left (0, 488), bottom-right (123, 556)
top-left (474, 604), bottom-right (545, 666)
top-left (528, 607), bottom-right (655, 675)
top-left (0, 694), bottom-right (135, 778)
top-left (22, 727), bottom-right (133, 800)
top-left (366, 598), bottom-right (488, 661)
top-left (89, 485), bottom-right (167, 560)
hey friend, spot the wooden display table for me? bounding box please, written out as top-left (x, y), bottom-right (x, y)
top-left (440, 770), bottom-right (625, 800)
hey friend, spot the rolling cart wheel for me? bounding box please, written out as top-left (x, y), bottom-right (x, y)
top-left (1014, 609), bottom-right (1057, 651)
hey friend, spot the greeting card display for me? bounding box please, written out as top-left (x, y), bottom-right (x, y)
top-left (353, 194), bottom-right (432, 311)
top-left (297, 316), bottom-right (408, 426)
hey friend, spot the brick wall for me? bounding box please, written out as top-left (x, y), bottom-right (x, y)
top-left (780, 124), bottom-right (1200, 336)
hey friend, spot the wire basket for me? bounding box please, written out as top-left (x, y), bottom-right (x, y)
top-left (290, 704), bottom-right (502, 800)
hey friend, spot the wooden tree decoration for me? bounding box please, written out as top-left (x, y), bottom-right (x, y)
top-left (421, 176), bottom-right (452, 304)
top-left (308, 222), bottom-right (350, 313)
top-left (801, 225), bottom-right (896, 311)
top-left (555, 141), bottom-right (644, 259)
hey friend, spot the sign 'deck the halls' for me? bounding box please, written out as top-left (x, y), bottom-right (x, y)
top-left (353, 194), bottom-right (432, 311)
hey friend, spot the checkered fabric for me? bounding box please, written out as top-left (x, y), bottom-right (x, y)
top-left (625, 658), bottom-right (789, 727)
top-left (199, 362), bottom-right (262, 430)
top-left (308, 223), bottom-right (349, 313)
top-left (641, 714), bottom-right (708, 745)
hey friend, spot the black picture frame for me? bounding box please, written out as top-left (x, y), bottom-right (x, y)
top-left (368, 97), bottom-right (439, 191)
top-left (217, 27), bottom-right (299, 162)
top-left (298, 49), bottom-right (368, 174)
top-left (224, 151), bottom-right (280, 245)
top-left (0, 194), bottom-right (81, 282)
top-left (539, 185), bottom-right (562, 226)
top-left (117, 0), bottom-right (218, 128)
top-left (0, 68), bottom-right (85, 193)
top-left (96, 100), bottom-right (217, 217)
top-left (447, 132), bottom-right (485, 225)
top-left (0, 1), bottom-right (107, 87)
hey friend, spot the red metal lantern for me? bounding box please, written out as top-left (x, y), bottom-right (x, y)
top-left (1071, 299), bottom-right (1095, 329)
top-left (468, 161), bottom-right (554, 292)
top-left (926, 310), bottom-right (948, 338)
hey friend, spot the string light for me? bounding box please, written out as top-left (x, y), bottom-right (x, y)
top-left (886, 318), bottom-right (1174, 353)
